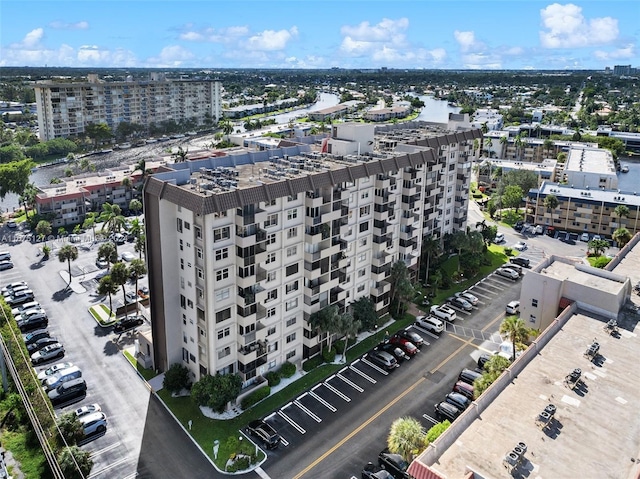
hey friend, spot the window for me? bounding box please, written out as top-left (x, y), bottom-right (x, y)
top-left (196, 247), bottom-right (203, 260)
top-left (361, 191), bottom-right (369, 199)
top-left (196, 268), bottom-right (204, 280)
top-left (266, 289), bottom-right (278, 302)
top-left (216, 308), bottom-right (231, 323)
top-left (357, 284), bottom-right (366, 292)
top-left (286, 350), bottom-right (296, 360)
top-left (529, 315), bottom-right (536, 324)
top-left (216, 268), bottom-right (229, 281)
top-left (180, 294), bottom-right (186, 309)
top-left (264, 214), bottom-right (278, 228)
top-left (286, 281), bottom-right (299, 294)
top-left (180, 277), bottom-right (185, 289)
top-left (267, 271), bottom-right (277, 282)
top-left (359, 238), bottom-right (367, 247)
top-left (179, 239), bottom-right (183, 251)
top-left (358, 268), bottom-right (366, 277)
top-left (187, 299), bottom-right (193, 309)
top-left (217, 327), bottom-right (230, 339)
top-left (267, 233), bottom-right (276, 245)
top-left (286, 333), bottom-right (296, 343)
top-left (267, 307), bottom-right (276, 318)
top-left (359, 205), bottom-right (370, 216)
top-left (215, 248), bottom-right (229, 261)
top-left (265, 199), bottom-right (277, 207)
top-left (183, 332), bottom-right (187, 344)
top-left (177, 218), bottom-right (183, 233)
top-left (286, 317), bottom-right (297, 327)
top-left (266, 252), bottom-right (276, 264)
top-left (195, 226), bottom-right (202, 239)
top-left (184, 221), bottom-right (191, 230)
top-left (267, 326), bottom-right (276, 336)
top-left (213, 227), bottom-right (230, 242)
top-left (268, 342), bottom-right (278, 353)
top-left (269, 360), bottom-right (277, 369)
top-left (358, 252), bottom-right (367, 263)
top-left (180, 258), bottom-right (184, 270)
top-left (287, 227), bottom-right (297, 239)
top-left (359, 221), bottom-right (369, 233)
top-left (215, 287), bottom-right (230, 301)
top-left (286, 263), bottom-right (298, 276)
top-left (287, 208), bottom-right (298, 220)
top-left (532, 299), bottom-right (538, 307)
top-left (285, 298), bottom-right (298, 311)
top-left (287, 246), bottom-right (297, 257)
top-left (217, 346), bottom-right (231, 359)
top-left (196, 287), bottom-right (204, 300)
top-left (182, 348), bottom-right (189, 363)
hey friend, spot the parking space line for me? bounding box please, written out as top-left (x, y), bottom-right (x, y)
top-left (279, 436), bottom-right (290, 447)
top-left (412, 325), bottom-right (439, 340)
top-left (278, 409), bottom-right (306, 434)
top-left (294, 400), bottom-right (322, 423)
top-left (349, 364), bottom-right (377, 383)
top-left (309, 390), bottom-right (337, 412)
top-left (359, 358), bottom-right (387, 376)
top-left (422, 414), bottom-right (439, 425)
top-left (336, 373), bottom-right (364, 392)
top-left (323, 381), bottom-right (351, 402)
top-left (88, 456), bottom-right (131, 478)
top-left (255, 466), bottom-right (273, 479)
top-left (89, 441), bottom-right (122, 457)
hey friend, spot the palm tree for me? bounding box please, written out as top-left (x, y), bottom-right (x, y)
top-left (218, 118), bottom-right (233, 142)
top-left (36, 220), bottom-right (52, 246)
top-left (135, 233), bottom-right (146, 260)
top-left (543, 194), bottom-right (559, 213)
top-left (387, 417), bottom-right (427, 463)
top-left (337, 314), bottom-right (361, 363)
top-left (57, 244), bottom-right (78, 289)
top-left (172, 146), bottom-right (189, 163)
top-left (499, 135), bottom-right (508, 158)
top-left (110, 262), bottom-right (130, 310)
top-left (543, 139), bottom-right (554, 158)
top-left (120, 176), bottom-right (133, 201)
top-left (479, 122), bottom-right (489, 157)
top-left (19, 183), bottom-right (38, 218)
top-left (499, 316), bottom-right (530, 362)
top-left (614, 205), bottom-right (630, 226)
top-left (513, 134), bottom-right (523, 160)
top-left (128, 259), bottom-right (147, 300)
top-left (82, 212), bottom-right (98, 241)
top-left (421, 236), bottom-right (441, 284)
top-left (100, 203), bottom-right (125, 251)
top-left (309, 305), bottom-right (340, 353)
top-left (129, 199), bottom-right (142, 216)
top-left (484, 137), bottom-right (493, 157)
top-left (97, 241), bottom-right (118, 268)
top-left (613, 227), bottom-right (632, 248)
top-left (97, 275), bottom-right (119, 316)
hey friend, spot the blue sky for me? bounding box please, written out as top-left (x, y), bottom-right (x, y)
top-left (1, 1), bottom-right (638, 69)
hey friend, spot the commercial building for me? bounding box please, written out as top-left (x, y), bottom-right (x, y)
top-left (33, 73), bottom-right (222, 141)
top-left (143, 122), bottom-right (481, 383)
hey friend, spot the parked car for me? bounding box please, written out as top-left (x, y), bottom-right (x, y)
top-left (44, 366), bottom-right (83, 391)
top-left (12, 301), bottom-right (40, 316)
top-left (2, 281), bottom-right (27, 295)
top-left (393, 329), bottom-right (425, 348)
top-left (445, 392), bottom-right (471, 411)
top-left (514, 220), bottom-right (524, 231)
top-left (6, 220), bottom-right (17, 229)
top-left (3, 284), bottom-right (28, 297)
top-left (447, 296), bottom-right (473, 311)
top-left (113, 315), bottom-right (144, 334)
top-left (47, 378), bottom-right (86, 406)
top-left (458, 368), bottom-right (483, 386)
top-left (414, 315), bottom-right (444, 334)
top-left (36, 362), bottom-right (73, 382)
top-left (124, 291), bottom-right (138, 304)
top-left (246, 419), bottom-right (281, 449)
top-left (506, 300), bottom-right (520, 315)
top-left (121, 251), bottom-right (136, 262)
top-left (389, 336), bottom-right (419, 357)
top-left (509, 256), bottom-right (530, 268)
top-left (378, 448), bottom-right (412, 478)
top-left (377, 343), bottom-right (409, 362)
top-left (23, 329), bottom-right (50, 346)
top-left (453, 381), bottom-right (475, 400)
top-left (137, 286), bottom-right (149, 299)
top-left (513, 241), bottom-right (527, 251)
top-left (80, 411), bottom-right (107, 436)
top-left (435, 401), bottom-right (462, 422)
top-left (75, 403), bottom-right (102, 418)
top-left (367, 350), bottom-right (399, 371)
top-left (8, 290), bottom-right (35, 306)
top-left (534, 225), bottom-right (544, 235)
top-left (0, 260), bottom-right (14, 271)
top-left (27, 337), bottom-right (60, 354)
top-left (0, 252), bottom-right (11, 261)
top-left (31, 343), bottom-right (65, 364)
top-left (430, 304), bottom-right (456, 322)
top-left (95, 258), bottom-right (109, 269)
top-left (495, 267), bottom-right (519, 280)
top-left (362, 462), bottom-right (395, 479)
top-left (18, 315), bottom-right (48, 333)
top-left (504, 264), bottom-right (524, 276)
top-left (580, 232), bottom-right (590, 242)
top-left (494, 232), bottom-right (505, 243)
top-left (14, 308), bottom-right (46, 323)
top-left (455, 291), bottom-right (479, 306)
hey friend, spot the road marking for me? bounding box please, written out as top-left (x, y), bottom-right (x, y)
top-left (322, 381), bottom-right (351, 402)
top-left (291, 377), bottom-right (426, 479)
top-left (309, 389), bottom-right (337, 412)
top-left (294, 400), bottom-right (322, 422)
top-left (336, 373), bottom-right (364, 392)
top-left (255, 466), bottom-right (272, 479)
top-left (422, 414), bottom-right (439, 425)
top-left (412, 324), bottom-right (440, 340)
top-left (429, 340), bottom-right (474, 375)
top-left (89, 441), bottom-right (122, 457)
top-left (88, 456), bottom-right (131, 478)
top-left (278, 409), bottom-right (306, 434)
top-left (349, 364), bottom-right (377, 383)
top-left (360, 357), bottom-right (387, 375)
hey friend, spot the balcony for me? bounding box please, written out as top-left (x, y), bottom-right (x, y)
top-left (371, 281), bottom-right (391, 296)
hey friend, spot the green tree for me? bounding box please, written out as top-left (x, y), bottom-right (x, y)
top-left (387, 416), bottom-right (428, 463)
top-left (172, 146), bottom-right (189, 162)
top-left (543, 194), bottom-right (559, 213)
top-left (309, 304), bottom-right (340, 353)
top-left (18, 182), bottom-right (38, 218)
top-left (588, 238), bottom-right (609, 256)
top-left (0, 159), bottom-right (34, 201)
top-left (135, 233), bottom-right (146, 260)
top-left (97, 240), bottom-right (117, 267)
top-left (110, 262), bottom-right (130, 308)
top-left (128, 259), bottom-right (147, 299)
top-left (57, 244), bottom-right (79, 289)
top-left (56, 412), bottom-right (84, 446)
top-left (97, 275), bottom-right (118, 315)
top-left (499, 316), bottom-right (531, 362)
top-left (58, 445), bottom-right (93, 479)
top-left (191, 373), bottom-right (243, 413)
top-left (421, 235), bottom-right (441, 283)
top-left (502, 185), bottom-right (523, 212)
top-left (543, 138), bottom-right (554, 157)
top-left (389, 261), bottom-right (414, 315)
top-left (350, 297), bottom-right (378, 332)
top-left (218, 118), bottom-right (233, 141)
top-left (448, 230), bottom-right (469, 272)
top-left (613, 227), bottom-right (632, 248)
top-left (163, 363), bottom-right (192, 394)
top-left (36, 219), bottom-right (52, 245)
top-left (85, 122), bottom-right (113, 149)
top-left (83, 212), bottom-right (98, 241)
top-left (614, 204), bottom-right (630, 225)
top-left (337, 314), bottom-right (361, 362)
top-left (129, 199), bottom-right (143, 215)
top-left (100, 203), bottom-right (125, 251)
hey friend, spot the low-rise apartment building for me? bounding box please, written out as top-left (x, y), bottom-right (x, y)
top-left (143, 122), bottom-right (481, 383)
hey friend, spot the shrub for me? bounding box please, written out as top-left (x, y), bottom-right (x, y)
top-left (163, 363), bottom-right (191, 394)
top-left (426, 421), bottom-right (451, 443)
top-left (279, 361), bottom-right (297, 378)
top-left (592, 256), bottom-right (612, 268)
top-left (264, 371), bottom-right (281, 387)
top-left (322, 347), bottom-right (337, 363)
top-left (240, 386), bottom-right (271, 410)
top-left (191, 373), bottom-right (243, 413)
top-left (503, 247), bottom-right (513, 256)
top-left (227, 456), bottom-right (251, 472)
top-left (302, 355), bottom-right (323, 372)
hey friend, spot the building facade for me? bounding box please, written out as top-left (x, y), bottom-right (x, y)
top-left (143, 122), bottom-right (480, 384)
top-left (34, 73), bottom-right (222, 141)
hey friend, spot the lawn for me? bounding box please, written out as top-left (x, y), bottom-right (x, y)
top-left (88, 304), bottom-right (116, 327)
top-left (123, 350), bottom-right (156, 381)
top-left (0, 429), bottom-right (48, 478)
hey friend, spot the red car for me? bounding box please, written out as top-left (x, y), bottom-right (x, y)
top-left (389, 336), bottom-right (419, 356)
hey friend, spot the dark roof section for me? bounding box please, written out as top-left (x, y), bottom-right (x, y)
top-left (145, 129), bottom-right (481, 215)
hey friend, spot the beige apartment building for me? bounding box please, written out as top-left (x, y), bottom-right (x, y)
top-left (143, 122), bottom-right (481, 383)
top-left (34, 73), bottom-right (222, 140)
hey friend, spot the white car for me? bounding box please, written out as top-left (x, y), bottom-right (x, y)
top-left (121, 251), bottom-right (136, 262)
top-left (75, 403), bottom-right (102, 418)
top-left (455, 291), bottom-right (479, 306)
top-left (513, 241), bottom-right (527, 251)
top-left (496, 267), bottom-right (519, 280)
top-left (506, 301), bottom-right (520, 314)
top-left (80, 412), bottom-right (107, 436)
top-left (36, 362), bottom-right (74, 382)
top-left (415, 315), bottom-right (444, 334)
top-left (580, 233), bottom-right (590, 242)
top-left (2, 281), bottom-right (27, 295)
top-left (494, 233), bottom-right (505, 243)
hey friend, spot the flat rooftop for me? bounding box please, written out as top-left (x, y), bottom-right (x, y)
top-left (540, 260), bottom-right (625, 294)
top-left (565, 147), bottom-right (615, 175)
top-left (431, 309), bottom-right (640, 479)
top-left (610, 237), bottom-right (640, 286)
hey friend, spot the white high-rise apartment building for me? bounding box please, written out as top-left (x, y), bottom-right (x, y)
top-left (34, 73), bottom-right (222, 141)
top-left (144, 122), bottom-right (480, 383)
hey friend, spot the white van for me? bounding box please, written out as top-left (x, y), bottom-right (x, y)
top-left (44, 366), bottom-right (82, 392)
top-left (506, 301), bottom-right (520, 315)
top-left (415, 315), bottom-right (444, 334)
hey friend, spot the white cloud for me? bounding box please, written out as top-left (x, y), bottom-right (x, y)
top-left (145, 45), bottom-right (195, 67)
top-left (594, 44), bottom-right (635, 61)
top-left (540, 3), bottom-right (618, 48)
top-left (178, 25), bottom-right (250, 44)
top-left (20, 28), bottom-right (45, 48)
top-left (49, 21), bottom-right (89, 30)
top-left (340, 18), bottom-right (409, 42)
top-left (179, 31), bottom-right (203, 42)
top-left (454, 31), bottom-right (485, 53)
top-left (244, 27), bottom-right (298, 51)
